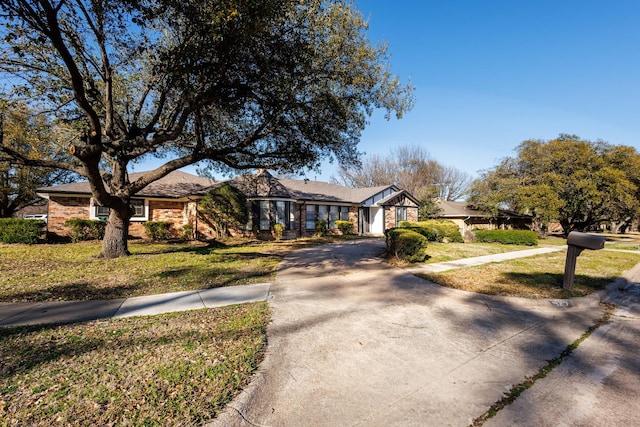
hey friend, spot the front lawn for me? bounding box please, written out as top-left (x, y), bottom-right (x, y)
top-left (0, 238), bottom-right (324, 302)
top-left (419, 249), bottom-right (640, 299)
top-left (0, 303), bottom-right (269, 426)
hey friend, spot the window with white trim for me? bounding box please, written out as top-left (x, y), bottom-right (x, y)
top-left (90, 198), bottom-right (148, 221)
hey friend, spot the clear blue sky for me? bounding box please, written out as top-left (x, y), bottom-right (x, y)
top-left (348, 0), bottom-right (640, 180)
top-left (164, 1), bottom-right (640, 182)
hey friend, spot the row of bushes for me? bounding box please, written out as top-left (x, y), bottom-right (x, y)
top-left (386, 220), bottom-right (538, 263)
top-left (0, 218), bottom-right (46, 244)
top-left (398, 220), bottom-right (464, 243)
top-left (474, 229), bottom-right (538, 246)
top-left (63, 219), bottom-right (183, 242)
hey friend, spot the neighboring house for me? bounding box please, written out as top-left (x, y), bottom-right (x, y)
top-left (436, 200), bottom-right (532, 234)
top-left (37, 169), bottom-right (419, 240)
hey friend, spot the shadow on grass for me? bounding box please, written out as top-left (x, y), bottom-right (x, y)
top-left (4, 282), bottom-right (141, 303)
top-left (130, 240), bottom-right (229, 256)
top-left (0, 309), bottom-right (260, 379)
top-left (499, 272), bottom-right (616, 297)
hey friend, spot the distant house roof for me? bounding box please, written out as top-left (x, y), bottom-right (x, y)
top-left (437, 200), bottom-right (530, 219)
top-left (37, 170), bottom-right (215, 199)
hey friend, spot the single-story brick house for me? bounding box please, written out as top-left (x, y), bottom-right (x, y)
top-left (37, 169), bottom-right (419, 240)
top-left (436, 200), bottom-right (533, 233)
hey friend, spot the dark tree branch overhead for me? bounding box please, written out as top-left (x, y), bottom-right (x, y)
top-left (0, 0), bottom-right (414, 257)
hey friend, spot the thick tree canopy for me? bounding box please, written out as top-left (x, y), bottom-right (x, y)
top-left (468, 135), bottom-right (640, 234)
top-left (0, 0), bottom-right (413, 257)
top-left (0, 100), bottom-right (76, 217)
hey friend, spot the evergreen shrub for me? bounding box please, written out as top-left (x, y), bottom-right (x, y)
top-left (315, 219), bottom-right (328, 237)
top-left (398, 219), bottom-right (463, 243)
top-left (474, 229), bottom-right (538, 246)
top-left (143, 221), bottom-right (172, 240)
top-left (0, 218), bottom-right (46, 244)
top-left (64, 219), bottom-right (106, 242)
top-left (335, 220), bottom-right (354, 235)
top-left (385, 228), bottom-right (429, 263)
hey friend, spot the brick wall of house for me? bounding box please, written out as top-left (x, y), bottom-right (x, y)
top-left (47, 196), bottom-right (91, 237)
top-left (348, 207), bottom-right (358, 234)
top-left (407, 206), bottom-right (418, 222)
top-left (146, 200), bottom-right (186, 237)
top-left (385, 206), bottom-right (395, 231)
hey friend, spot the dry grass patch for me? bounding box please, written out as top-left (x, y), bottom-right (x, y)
top-left (0, 302), bottom-right (269, 426)
top-left (419, 249), bottom-right (640, 299)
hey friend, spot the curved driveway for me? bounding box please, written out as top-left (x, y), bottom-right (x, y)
top-left (211, 238), bottom-right (640, 426)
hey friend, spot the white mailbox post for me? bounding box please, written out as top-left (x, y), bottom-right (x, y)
top-left (563, 231), bottom-right (605, 290)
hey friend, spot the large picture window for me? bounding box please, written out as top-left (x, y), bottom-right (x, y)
top-left (306, 204), bottom-right (349, 230)
top-left (254, 200), bottom-right (295, 231)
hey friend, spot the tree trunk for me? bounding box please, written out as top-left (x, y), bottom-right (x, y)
top-left (99, 204), bottom-right (131, 258)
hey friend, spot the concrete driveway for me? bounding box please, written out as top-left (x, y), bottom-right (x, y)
top-left (211, 238), bottom-right (640, 426)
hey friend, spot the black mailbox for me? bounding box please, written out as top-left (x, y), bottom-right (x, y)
top-left (566, 232), bottom-right (605, 250)
top-left (563, 232), bottom-right (605, 290)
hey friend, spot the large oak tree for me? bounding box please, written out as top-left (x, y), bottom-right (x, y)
top-left (0, 0), bottom-right (413, 257)
top-left (468, 134), bottom-right (640, 234)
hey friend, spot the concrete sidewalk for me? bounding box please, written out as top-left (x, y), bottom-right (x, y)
top-left (410, 246), bottom-right (566, 273)
top-left (0, 283), bottom-right (271, 327)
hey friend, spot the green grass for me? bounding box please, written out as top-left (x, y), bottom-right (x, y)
top-left (0, 238), bottom-right (333, 302)
top-left (417, 242), bottom-right (537, 264)
top-left (0, 302), bottom-right (270, 426)
top-left (418, 248), bottom-right (640, 299)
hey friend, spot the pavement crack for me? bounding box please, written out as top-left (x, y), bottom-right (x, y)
top-left (469, 303), bottom-right (616, 426)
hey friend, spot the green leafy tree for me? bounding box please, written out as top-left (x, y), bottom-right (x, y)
top-left (199, 183), bottom-right (248, 237)
top-left (0, 0), bottom-right (414, 257)
top-left (469, 135), bottom-right (640, 234)
top-left (0, 100), bottom-right (76, 217)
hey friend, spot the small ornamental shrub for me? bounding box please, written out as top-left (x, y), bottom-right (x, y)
top-left (143, 221), bottom-right (172, 240)
top-left (385, 228), bottom-right (429, 263)
top-left (64, 219), bottom-right (107, 242)
top-left (335, 220), bottom-right (354, 235)
top-left (474, 229), bottom-right (538, 246)
top-left (0, 218), bottom-right (46, 244)
top-left (180, 224), bottom-right (194, 241)
top-left (273, 223), bottom-right (285, 241)
top-left (315, 219), bottom-right (328, 237)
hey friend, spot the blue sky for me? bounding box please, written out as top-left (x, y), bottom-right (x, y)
top-left (164, 1), bottom-right (640, 183)
top-left (347, 0), bottom-right (640, 181)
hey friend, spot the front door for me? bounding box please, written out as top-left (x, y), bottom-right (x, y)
top-left (358, 207), bottom-right (370, 234)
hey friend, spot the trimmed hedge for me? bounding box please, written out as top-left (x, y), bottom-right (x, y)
top-left (143, 221), bottom-right (172, 240)
top-left (474, 229), bottom-right (538, 246)
top-left (398, 219), bottom-right (464, 243)
top-left (385, 228), bottom-right (429, 263)
top-left (335, 220), bottom-right (354, 235)
top-left (64, 219), bottom-right (107, 242)
top-left (0, 218), bottom-right (46, 244)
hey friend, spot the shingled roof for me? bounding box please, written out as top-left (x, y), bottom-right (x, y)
top-left (438, 200), bottom-right (530, 219)
top-left (37, 170), bottom-right (215, 199)
top-left (38, 168), bottom-right (412, 206)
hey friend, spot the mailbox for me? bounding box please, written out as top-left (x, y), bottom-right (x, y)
top-left (566, 232), bottom-right (605, 250)
top-left (563, 231), bottom-right (605, 290)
